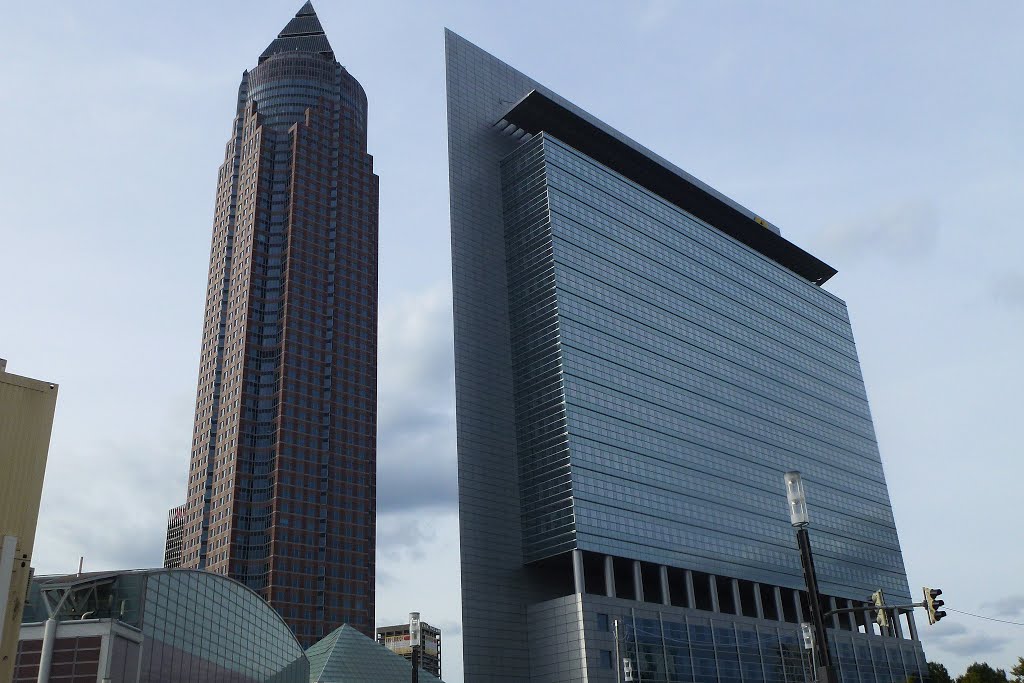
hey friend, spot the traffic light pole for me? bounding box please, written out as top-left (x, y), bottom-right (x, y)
top-left (823, 601), bottom-right (925, 618)
top-left (796, 526), bottom-right (838, 683)
top-left (785, 471), bottom-right (943, 680)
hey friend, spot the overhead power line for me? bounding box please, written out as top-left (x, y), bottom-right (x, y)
top-left (946, 608), bottom-right (1024, 627)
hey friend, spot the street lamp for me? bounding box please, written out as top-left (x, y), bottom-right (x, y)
top-left (409, 612), bottom-right (421, 683)
top-left (784, 471), bottom-right (837, 683)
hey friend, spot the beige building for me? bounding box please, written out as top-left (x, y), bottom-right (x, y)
top-left (0, 359), bottom-right (58, 683)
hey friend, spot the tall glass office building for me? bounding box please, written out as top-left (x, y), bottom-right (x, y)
top-left (446, 31), bottom-right (927, 683)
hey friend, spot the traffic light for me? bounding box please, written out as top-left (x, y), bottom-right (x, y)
top-left (924, 587), bottom-right (946, 624)
top-left (871, 590), bottom-right (889, 629)
top-left (800, 622), bottom-right (814, 650)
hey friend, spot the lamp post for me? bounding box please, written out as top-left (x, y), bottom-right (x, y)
top-left (409, 612), bottom-right (421, 683)
top-left (784, 471), bottom-right (838, 683)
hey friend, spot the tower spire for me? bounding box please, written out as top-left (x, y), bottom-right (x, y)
top-left (259, 1), bottom-right (334, 64)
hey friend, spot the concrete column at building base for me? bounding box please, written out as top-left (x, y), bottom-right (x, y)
top-left (891, 608), bottom-right (904, 639)
top-left (659, 565), bottom-right (670, 606)
top-left (632, 561), bottom-right (644, 602)
top-left (572, 550), bottom-right (585, 594)
top-left (906, 610), bottom-right (920, 641)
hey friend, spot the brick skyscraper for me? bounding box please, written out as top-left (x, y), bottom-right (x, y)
top-left (167, 2), bottom-right (378, 647)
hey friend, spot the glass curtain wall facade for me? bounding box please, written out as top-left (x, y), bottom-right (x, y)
top-left (141, 571), bottom-right (309, 682)
top-left (168, 1), bottom-right (378, 647)
top-left (614, 609), bottom-right (923, 683)
top-left (17, 569), bottom-right (308, 683)
top-left (446, 31), bottom-right (926, 683)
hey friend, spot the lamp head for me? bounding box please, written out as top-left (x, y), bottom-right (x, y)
top-left (409, 611), bottom-right (421, 647)
top-left (784, 471), bottom-right (809, 527)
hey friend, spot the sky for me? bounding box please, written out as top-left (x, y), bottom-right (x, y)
top-left (2, 1), bottom-right (1022, 680)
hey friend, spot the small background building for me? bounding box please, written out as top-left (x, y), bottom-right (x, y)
top-left (375, 621), bottom-right (441, 679)
top-left (162, 505), bottom-right (186, 569)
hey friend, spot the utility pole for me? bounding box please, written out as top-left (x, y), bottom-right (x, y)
top-left (785, 472), bottom-right (838, 683)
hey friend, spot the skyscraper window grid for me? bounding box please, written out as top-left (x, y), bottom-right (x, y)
top-left (167, 2), bottom-right (378, 647)
top-left (446, 30), bottom-right (925, 682)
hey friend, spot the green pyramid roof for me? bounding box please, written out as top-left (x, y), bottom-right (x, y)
top-left (306, 625), bottom-right (445, 683)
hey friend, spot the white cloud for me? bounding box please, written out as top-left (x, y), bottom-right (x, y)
top-left (819, 200), bottom-right (939, 263)
top-left (373, 282), bottom-right (462, 680)
top-left (375, 510), bottom-right (463, 683)
top-left (990, 272), bottom-right (1024, 310)
top-left (376, 281), bottom-right (457, 514)
top-left (32, 396), bottom-right (190, 574)
top-left (632, 0), bottom-right (677, 32)
top-left (932, 632), bottom-right (1012, 657)
top-left (926, 620), bottom-right (1012, 660)
top-left (981, 595), bottom-right (1024, 618)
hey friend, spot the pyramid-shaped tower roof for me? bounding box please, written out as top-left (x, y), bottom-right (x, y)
top-left (306, 624), bottom-right (445, 683)
top-left (259, 1), bottom-right (334, 64)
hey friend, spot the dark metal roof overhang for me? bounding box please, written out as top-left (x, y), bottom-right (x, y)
top-left (497, 91), bottom-right (837, 285)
